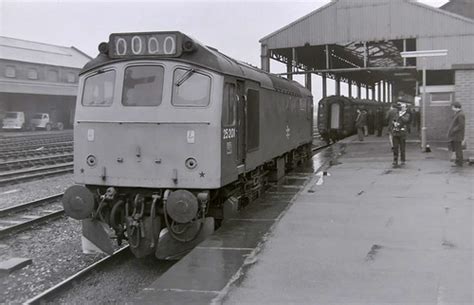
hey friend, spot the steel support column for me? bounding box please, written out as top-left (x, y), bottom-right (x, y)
top-left (382, 81), bottom-right (387, 102)
top-left (322, 73), bottom-right (327, 98)
top-left (305, 72), bottom-right (312, 91)
top-left (348, 80), bottom-right (352, 98)
top-left (372, 86), bottom-right (376, 101)
top-left (335, 76), bottom-right (341, 96)
top-left (357, 82), bottom-right (361, 99)
top-left (366, 85), bottom-right (369, 99)
top-left (260, 44), bottom-right (270, 72)
top-left (377, 82), bottom-right (381, 101)
top-left (287, 48), bottom-right (294, 81)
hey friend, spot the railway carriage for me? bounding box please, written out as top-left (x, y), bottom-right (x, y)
top-left (318, 95), bottom-right (388, 143)
top-left (63, 31), bottom-right (313, 259)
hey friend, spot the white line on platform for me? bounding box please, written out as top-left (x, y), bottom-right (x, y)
top-left (157, 288), bottom-right (219, 294)
top-left (196, 247), bottom-right (254, 251)
top-left (1, 189), bottom-right (19, 195)
top-left (228, 218), bottom-right (276, 222)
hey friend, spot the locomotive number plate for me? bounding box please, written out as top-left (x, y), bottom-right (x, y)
top-left (223, 128), bottom-right (236, 140)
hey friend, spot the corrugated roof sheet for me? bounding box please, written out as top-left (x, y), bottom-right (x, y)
top-left (260, 0), bottom-right (474, 47)
top-left (441, 0), bottom-right (474, 20)
top-left (0, 36), bottom-right (92, 69)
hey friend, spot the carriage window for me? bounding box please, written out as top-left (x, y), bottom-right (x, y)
top-left (223, 83), bottom-right (236, 126)
top-left (172, 68), bottom-right (211, 106)
top-left (82, 70), bottom-right (116, 107)
top-left (123, 65), bottom-right (164, 106)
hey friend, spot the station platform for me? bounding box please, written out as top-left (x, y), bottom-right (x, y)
top-left (223, 135), bottom-right (473, 305)
top-left (130, 133), bottom-right (473, 305)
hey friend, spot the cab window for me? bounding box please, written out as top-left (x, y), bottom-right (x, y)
top-left (172, 68), bottom-right (211, 107)
top-left (82, 70), bottom-right (116, 107)
top-left (122, 65), bottom-right (164, 106)
top-left (223, 83), bottom-right (236, 126)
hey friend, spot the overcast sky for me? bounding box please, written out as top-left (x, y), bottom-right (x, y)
top-left (0, 0), bottom-right (450, 100)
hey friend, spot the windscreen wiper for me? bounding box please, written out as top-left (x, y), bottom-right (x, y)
top-left (175, 69), bottom-right (196, 87)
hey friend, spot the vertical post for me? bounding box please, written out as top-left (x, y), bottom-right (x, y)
top-left (335, 75), bottom-right (341, 96)
top-left (364, 41), bottom-right (368, 68)
top-left (403, 39), bottom-right (407, 67)
top-left (421, 58), bottom-right (427, 151)
top-left (377, 82), bottom-right (381, 101)
top-left (382, 81), bottom-right (387, 102)
top-left (348, 80), bottom-right (352, 98)
top-left (366, 85), bottom-right (369, 99)
top-left (325, 45), bottom-right (330, 69)
top-left (287, 48), bottom-right (294, 81)
top-left (305, 72), bottom-right (312, 91)
top-left (322, 73), bottom-right (327, 98)
top-left (260, 44), bottom-right (270, 72)
top-left (357, 82), bottom-right (361, 99)
top-left (372, 86), bottom-right (376, 101)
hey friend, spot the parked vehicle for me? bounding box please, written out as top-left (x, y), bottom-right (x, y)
top-left (2, 112), bottom-right (26, 130)
top-left (30, 113), bottom-right (64, 131)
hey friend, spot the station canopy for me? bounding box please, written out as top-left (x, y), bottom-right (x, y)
top-left (260, 0), bottom-right (474, 96)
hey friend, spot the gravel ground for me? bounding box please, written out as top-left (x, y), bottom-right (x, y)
top-left (51, 253), bottom-right (176, 304)
top-left (0, 216), bottom-right (121, 304)
top-left (0, 174), bottom-right (74, 209)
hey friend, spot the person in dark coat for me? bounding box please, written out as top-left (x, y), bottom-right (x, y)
top-left (391, 103), bottom-right (410, 167)
top-left (367, 109), bottom-right (375, 135)
top-left (355, 108), bottom-right (366, 141)
top-left (385, 103), bottom-right (399, 150)
top-left (447, 101), bottom-right (466, 167)
top-left (374, 107), bottom-right (384, 137)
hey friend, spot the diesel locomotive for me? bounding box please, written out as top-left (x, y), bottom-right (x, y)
top-left (317, 95), bottom-right (389, 143)
top-left (62, 31), bottom-right (313, 259)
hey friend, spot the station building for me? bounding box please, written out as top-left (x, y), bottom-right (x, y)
top-left (0, 37), bottom-right (91, 128)
top-left (260, 0), bottom-right (474, 157)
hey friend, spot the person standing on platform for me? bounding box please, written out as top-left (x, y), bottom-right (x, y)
top-left (362, 110), bottom-right (369, 136)
top-left (447, 102), bottom-right (466, 167)
top-left (374, 107), bottom-right (384, 137)
top-left (367, 109), bottom-right (375, 135)
top-left (391, 103), bottom-right (410, 167)
top-left (385, 103), bottom-right (399, 151)
top-left (355, 108), bottom-right (365, 141)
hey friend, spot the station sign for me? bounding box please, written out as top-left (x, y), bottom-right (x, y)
top-left (109, 32), bottom-right (182, 58)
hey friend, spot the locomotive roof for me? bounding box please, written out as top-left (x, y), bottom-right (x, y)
top-left (82, 31), bottom-right (311, 98)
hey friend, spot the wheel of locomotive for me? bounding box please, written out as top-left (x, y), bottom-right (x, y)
top-left (46, 123), bottom-right (52, 131)
top-left (57, 122), bottom-right (64, 130)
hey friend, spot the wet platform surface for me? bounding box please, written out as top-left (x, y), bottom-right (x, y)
top-left (128, 152), bottom-right (332, 305)
top-left (223, 135), bottom-right (473, 305)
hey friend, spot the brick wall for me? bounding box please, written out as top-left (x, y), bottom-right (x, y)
top-left (454, 69), bottom-right (474, 158)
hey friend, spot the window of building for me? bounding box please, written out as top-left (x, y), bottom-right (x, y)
top-left (430, 92), bottom-right (452, 106)
top-left (223, 83), bottom-right (236, 126)
top-left (47, 70), bottom-right (59, 82)
top-left (82, 70), bottom-right (116, 107)
top-left (122, 65), bottom-right (164, 106)
top-left (5, 66), bottom-right (16, 78)
top-left (28, 68), bottom-right (38, 80)
top-left (172, 68), bottom-right (211, 107)
top-left (67, 72), bottom-right (76, 83)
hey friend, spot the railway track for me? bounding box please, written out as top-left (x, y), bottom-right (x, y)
top-left (0, 153), bottom-right (74, 171)
top-left (0, 141), bottom-right (73, 160)
top-left (0, 193), bottom-right (64, 238)
top-left (0, 132), bottom-right (73, 152)
top-left (24, 246), bottom-right (132, 305)
top-left (0, 162), bottom-right (73, 186)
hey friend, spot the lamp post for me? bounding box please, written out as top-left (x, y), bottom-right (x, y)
top-left (400, 50), bottom-right (448, 152)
